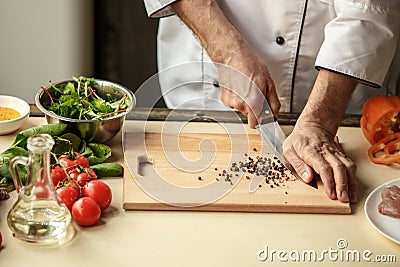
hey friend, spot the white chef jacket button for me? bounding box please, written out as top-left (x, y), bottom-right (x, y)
top-left (276, 36), bottom-right (285, 45)
top-left (213, 81), bottom-right (219, 87)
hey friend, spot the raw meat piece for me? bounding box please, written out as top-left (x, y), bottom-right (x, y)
top-left (378, 185), bottom-right (400, 219)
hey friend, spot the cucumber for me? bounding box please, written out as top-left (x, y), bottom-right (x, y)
top-left (91, 162), bottom-right (123, 178)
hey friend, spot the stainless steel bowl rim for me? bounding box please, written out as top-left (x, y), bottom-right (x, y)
top-left (35, 79), bottom-right (136, 123)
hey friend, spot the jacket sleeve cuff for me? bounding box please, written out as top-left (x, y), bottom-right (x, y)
top-left (315, 0), bottom-right (400, 88)
top-left (143, 0), bottom-right (179, 18)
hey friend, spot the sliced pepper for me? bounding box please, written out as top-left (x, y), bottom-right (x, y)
top-left (384, 138), bottom-right (400, 158)
top-left (368, 133), bottom-right (400, 164)
top-left (360, 95), bottom-right (400, 145)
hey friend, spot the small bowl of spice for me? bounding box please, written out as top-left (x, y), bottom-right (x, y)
top-left (0, 95), bottom-right (30, 135)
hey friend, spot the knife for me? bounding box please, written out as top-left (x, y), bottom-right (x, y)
top-left (248, 103), bottom-right (318, 193)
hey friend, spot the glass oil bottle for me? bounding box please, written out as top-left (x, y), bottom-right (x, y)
top-left (7, 134), bottom-right (71, 244)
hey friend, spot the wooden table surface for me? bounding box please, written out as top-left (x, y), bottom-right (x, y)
top-left (0, 116), bottom-right (398, 267)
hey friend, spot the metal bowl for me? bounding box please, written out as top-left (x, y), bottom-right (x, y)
top-left (35, 79), bottom-right (135, 143)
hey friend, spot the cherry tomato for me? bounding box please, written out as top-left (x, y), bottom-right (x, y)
top-left (58, 155), bottom-right (75, 169)
top-left (64, 179), bottom-right (80, 192)
top-left (69, 167), bottom-right (97, 187)
top-left (51, 165), bottom-right (67, 186)
top-left (56, 186), bottom-right (80, 211)
top-left (360, 95), bottom-right (400, 144)
top-left (74, 153), bottom-right (90, 168)
top-left (76, 172), bottom-right (90, 187)
top-left (58, 152), bottom-right (90, 170)
top-left (83, 180), bottom-right (112, 211)
top-left (72, 197), bottom-right (101, 227)
top-left (68, 168), bottom-right (79, 180)
top-left (68, 167), bottom-right (80, 177)
top-left (85, 167), bottom-right (97, 180)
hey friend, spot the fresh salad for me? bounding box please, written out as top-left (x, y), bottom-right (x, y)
top-left (41, 76), bottom-right (131, 121)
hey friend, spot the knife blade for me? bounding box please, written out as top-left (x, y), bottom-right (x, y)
top-left (248, 106), bottom-right (318, 193)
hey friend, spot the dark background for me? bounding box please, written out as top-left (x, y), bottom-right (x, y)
top-left (94, 0), bottom-right (166, 107)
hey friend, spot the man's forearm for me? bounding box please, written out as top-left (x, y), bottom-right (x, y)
top-left (298, 69), bottom-right (358, 136)
top-left (171, 0), bottom-right (281, 120)
top-left (171, 0), bottom-right (246, 64)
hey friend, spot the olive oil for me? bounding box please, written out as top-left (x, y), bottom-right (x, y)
top-left (7, 200), bottom-right (71, 242)
top-left (7, 134), bottom-right (71, 244)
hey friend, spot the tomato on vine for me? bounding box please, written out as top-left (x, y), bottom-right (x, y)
top-left (83, 180), bottom-right (112, 211)
top-left (85, 167), bottom-right (97, 180)
top-left (51, 165), bottom-right (67, 186)
top-left (52, 149), bottom-right (114, 227)
top-left (58, 155), bottom-right (75, 169)
top-left (74, 153), bottom-right (90, 168)
top-left (57, 186), bottom-right (80, 211)
top-left (76, 172), bottom-right (90, 187)
top-left (68, 166), bottom-right (97, 186)
top-left (72, 197), bottom-right (101, 227)
top-left (63, 179), bottom-right (80, 192)
top-left (58, 152), bottom-right (90, 169)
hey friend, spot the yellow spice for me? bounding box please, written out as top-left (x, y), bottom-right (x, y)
top-left (0, 107), bottom-right (21, 121)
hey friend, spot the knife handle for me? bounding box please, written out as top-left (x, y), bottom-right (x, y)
top-left (258, 100), bottom-right (277, 125)
top-left (260, 116), bottom-right (276, 125)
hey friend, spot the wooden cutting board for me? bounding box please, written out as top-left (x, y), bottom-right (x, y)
top-left (123, 131), bottom-right (351, 214)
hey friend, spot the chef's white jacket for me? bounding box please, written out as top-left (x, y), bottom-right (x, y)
top-left (144, 0), bottom-right (400, 114)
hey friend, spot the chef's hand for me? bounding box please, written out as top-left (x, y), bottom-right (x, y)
top-left (284, 122), bottom-right (358, 203)
top-left (283, 69), bottom-right (358, 203)
top-left (216, 44), bottom-right (280, 129)
top-left (172, 0), bottom-right (280, 129)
